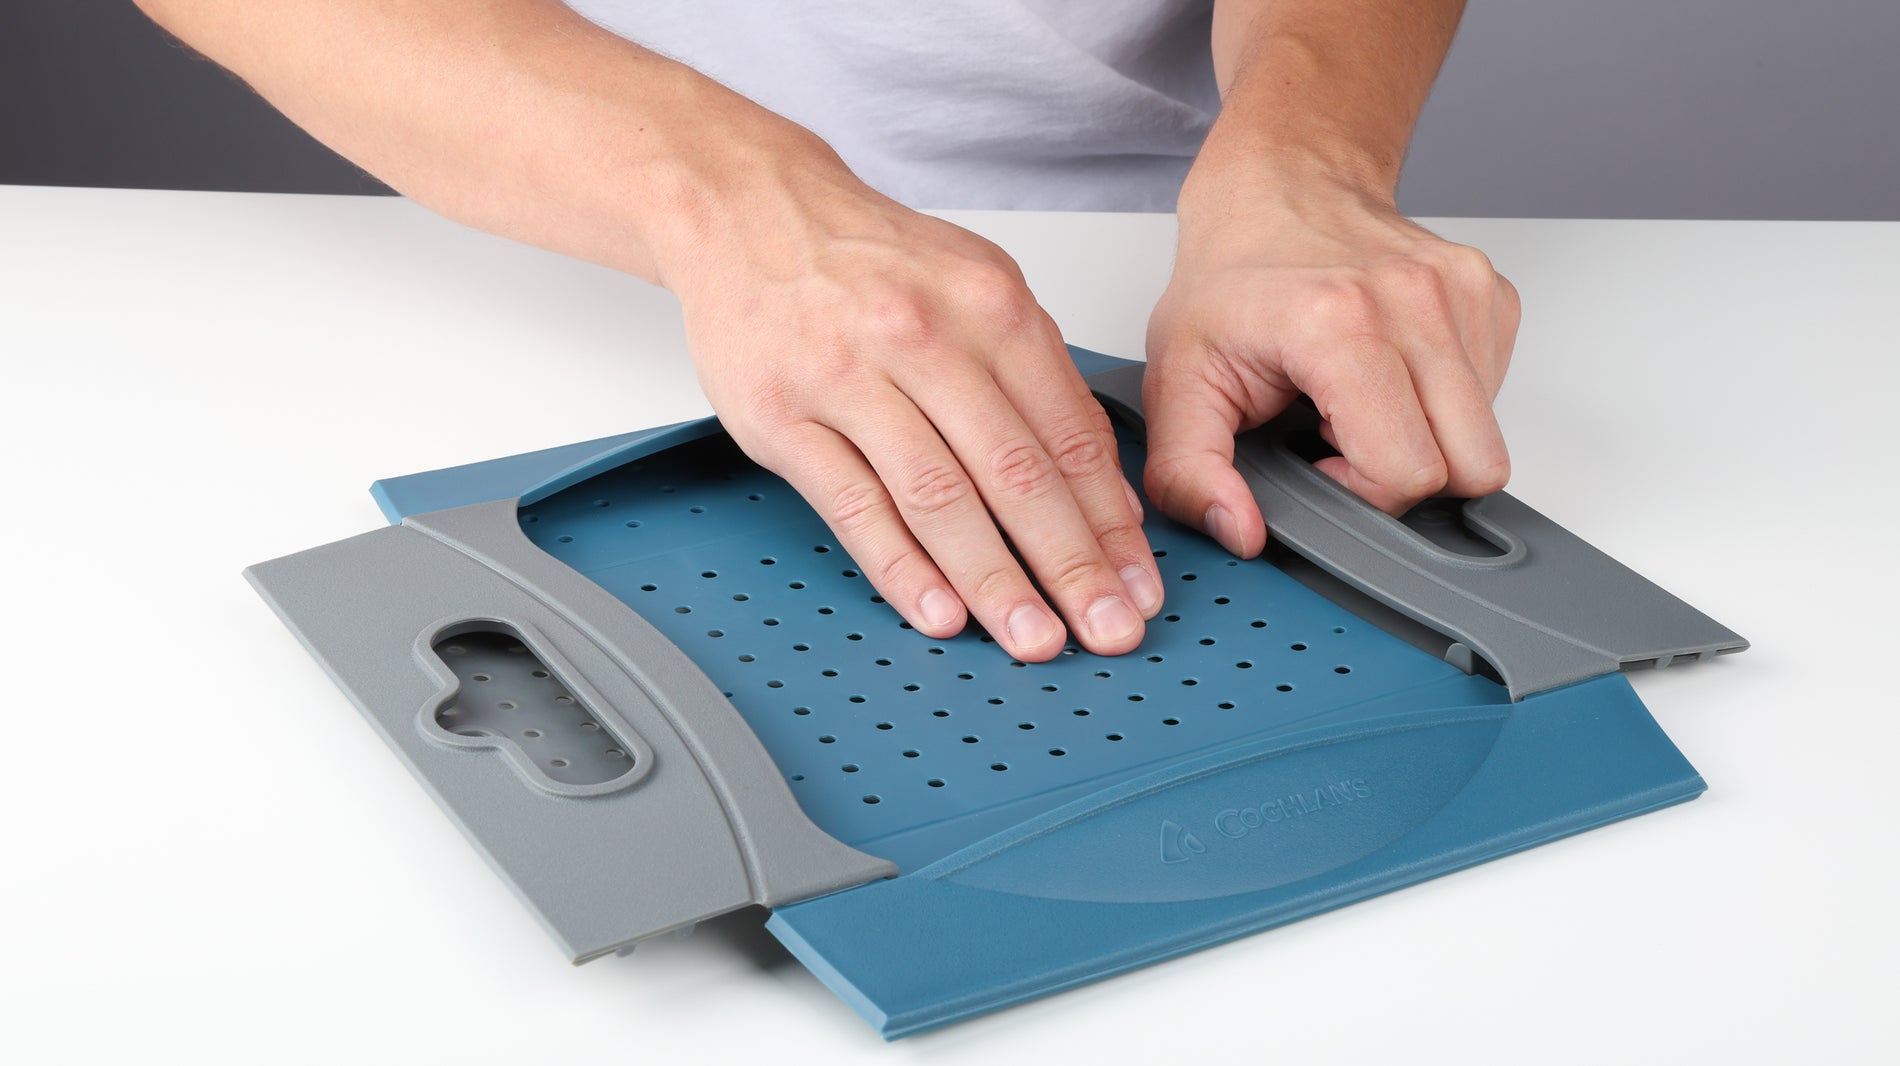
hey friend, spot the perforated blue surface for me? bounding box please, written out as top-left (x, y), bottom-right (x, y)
top-left (366, 350), bottom-right (1709, 1038)
top-left (518, 428), bottom-right (1507, 868)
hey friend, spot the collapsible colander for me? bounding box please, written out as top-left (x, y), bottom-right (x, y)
top-left (248, 350), bottom-right (1744, 1037)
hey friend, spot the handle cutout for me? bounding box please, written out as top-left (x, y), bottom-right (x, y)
top-left (430, 625), bottom-right (640, 789)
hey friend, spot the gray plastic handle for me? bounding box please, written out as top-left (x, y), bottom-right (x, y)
top-left (246, 499), bottom-right (894, 963)
top-left (1087, 363), bottom-right (1748, 699)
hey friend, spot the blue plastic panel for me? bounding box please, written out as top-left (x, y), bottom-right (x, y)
top-left (768, 673), bottom-right (1698, 1038)
top-left (514, 429), bottom-right (1511, 870)
top-left (366, 347), bottom-right (1708, 1038)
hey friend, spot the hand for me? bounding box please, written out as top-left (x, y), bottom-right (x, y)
top-left (661, 146), bottom-right (1163, 661)
top-left (1143, 174), bottom-right (1520, 557)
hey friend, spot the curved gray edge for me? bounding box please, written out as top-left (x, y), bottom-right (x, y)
top-left (406, 502), bottom-right (896, 896)
top-left (245, 508), bottom-right (891, 966)
top-left (1086, 363), bottom-right (1749, 700)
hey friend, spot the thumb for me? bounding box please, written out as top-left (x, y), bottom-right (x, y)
top-left (1140, 344), bottom-right (1288, 558)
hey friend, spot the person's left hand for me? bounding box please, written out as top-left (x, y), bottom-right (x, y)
top-left (1142, 174), bottom-right (1521, 557)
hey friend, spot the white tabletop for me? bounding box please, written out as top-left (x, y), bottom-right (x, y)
top-left (2, 185), bottom-right (1894, 1064)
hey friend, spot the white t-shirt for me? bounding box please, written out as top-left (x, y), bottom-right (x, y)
top-left (564, 1), bottom-right (1220, 211)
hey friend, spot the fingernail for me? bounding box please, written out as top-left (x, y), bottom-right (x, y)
top-left (919, 588), bottom-right (960, 630)
top-left (1122, 476), bottom-right (1144, 520)
top-left (1006, 603), bottom-right (1060, 651)
top-left (1204, 504), bottom-right (1240, 555)
top-left (1119, 564), bottom-right (1162, 615)
top-left (1085, 595), bottom-right (1140, 644)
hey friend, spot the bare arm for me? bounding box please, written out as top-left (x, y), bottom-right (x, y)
top-left (136, 0), bottom-right (1164, 659)
top-left (1145, 0), bottom-right (1519, 555)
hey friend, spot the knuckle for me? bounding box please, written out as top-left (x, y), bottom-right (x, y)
top-left (1044, 424), bottom-right (1112, 478)
top-left (826, 477), bottom-right (892, 535)
top-left (985, 440), bottom-right (1058, 500)
top-left (1035, 549), bottom-right (1104, 597)
top-left (1447, 245), bottom-right (1498, 286)
top-left (895, 460), bottom-right (975, 517)
top-left (1394, 457), bottom-right (1451, 501)
top-left (863, 285), bottom-right (941, 347)
top-left (952, 261), bottom-right (1035, 333)
top-left (1464, 457), bottom-right (1512, 497)
top-left (964, 561), bottom-right (1028, 608)
top-left (1308, 281), bottom-right (1381, 336)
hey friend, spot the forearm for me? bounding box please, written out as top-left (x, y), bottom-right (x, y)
top-left (1191, 0), bottom-right (1464, 210)
top-left (133, 0), bottom-right (848, 286)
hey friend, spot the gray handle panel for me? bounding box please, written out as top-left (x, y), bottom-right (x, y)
top-left (246, 500), bottom-right (893, 963)
top-left (1087, 363), bottom-right (1748, 699)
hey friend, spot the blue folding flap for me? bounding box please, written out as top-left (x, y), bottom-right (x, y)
top-left (766, 673), bottom-right (1704, 1039)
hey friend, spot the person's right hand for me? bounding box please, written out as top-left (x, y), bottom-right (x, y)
top-left (657, 139), bottom-right (1164, 662)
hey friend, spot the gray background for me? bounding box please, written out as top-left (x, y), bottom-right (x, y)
top-left (3, 1), bottom-right (1896, 219)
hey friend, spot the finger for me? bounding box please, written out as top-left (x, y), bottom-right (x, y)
top-left (1142, 339), bottom-right (1293, 558)
top-left (983, 325), bottom-right (1164, 617)
top-left (1389, 294), bottom-right (1512, 499)
top-left (893, 361), bottom-right (1148, 657)
top-left (1292, 337), bottom-right (1447, 515)
top-left (828, 384), bottom-right (1074, 661)
top-left (764, 421), bottom-right (971, 641)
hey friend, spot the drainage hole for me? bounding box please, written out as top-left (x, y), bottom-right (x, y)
top-left (990, 763), bottom-right (1009, 772)
top-left (927, 778), bottom-right (945, 788)
top-left (842, 764), bottom-right (860, 773)
top-left (962, 735), bottom-right (980, 744)
top-left (862, 795), bottom-right (881, 804)
top-left (1048, 748), bottom-right (1067, 757)
top-left (1335, 665), bottom-right (1353, 674)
